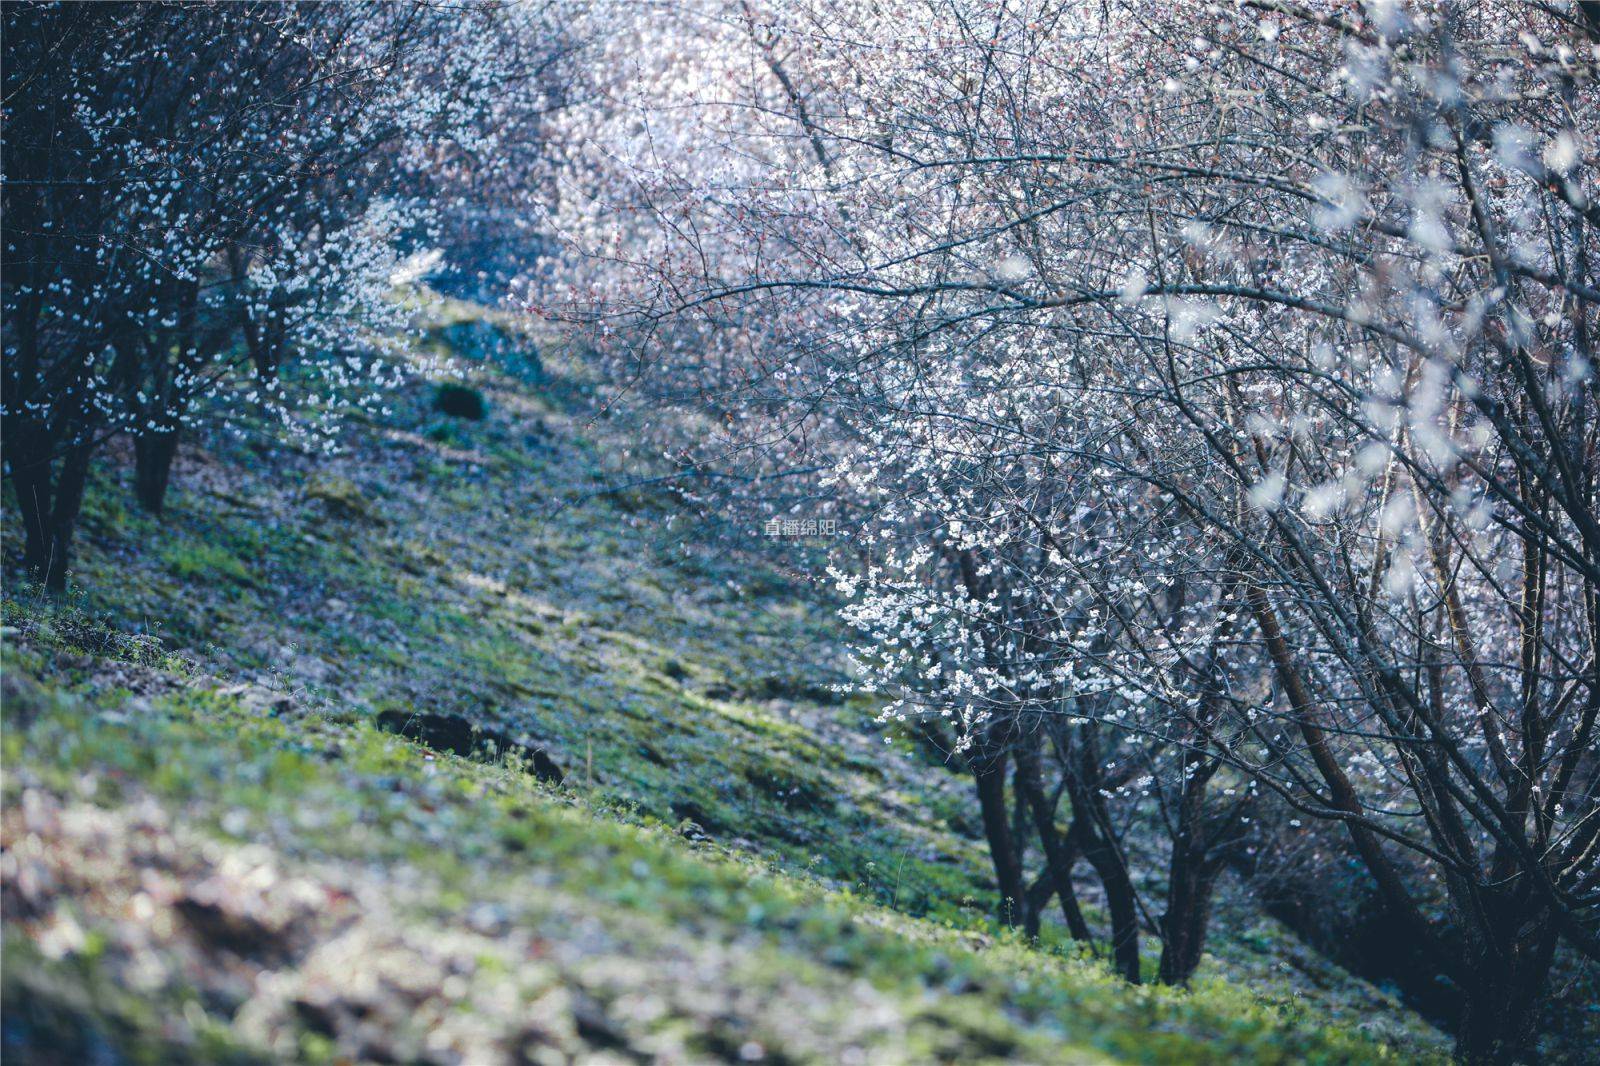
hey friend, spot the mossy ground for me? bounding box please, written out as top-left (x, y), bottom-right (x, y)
top-left (1, 298), bottom-right (1447, 1063)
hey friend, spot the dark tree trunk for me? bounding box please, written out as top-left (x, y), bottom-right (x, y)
top-left (972, 750), bottom-right (1026, 928)
top-left (1009, 761), bottom-right (1044, 937)
top-left (1157, 753), bottom-right (1229, 985)
top-left (1456, 989), bottom-right (1536, 1066)
top-left (5, 297), bottom-right (54, 581)
top-left (134, 427), bottom-right (180, 513)
top-left (43, 441), bottom-right (93, 591)
top-left (910, 719), bottom-right (1031, 931)
top-left (1061, 728), bottom-right (1141, 982)
top-left (1022, 874), bottom-right (1053, 939)
top-left (13, 438), bottom-right (93, 592)
top-left (1072, 814), bottom-right (1142, 983)
top-left (7, 379), bottom-right (89, 591)
top-left (130, 280), bottom-right (197, 514)
top-left (1015, 742), bottom-right (1092, 942)
top-left (1157, 845), bottom-right (1220, 985)
top-left (14, 465), bottom-right (55, 586)
top-left (240, 305), bottom-right (286, 383)
top-left (1456, 968), bottom-right (1546, 1065)
top-left (1453, 911), bottom-right (1558, 1065)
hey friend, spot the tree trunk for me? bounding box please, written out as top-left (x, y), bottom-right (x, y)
top-left (1158, 753), bottom-right (1228, 985)
top-left (1072, 814), bottom-right (1142, 983)
top-left (1453, 910), bottom-right (1558, 1065)
top-left (1157, 845), bottom-right (1220, 985)
top-left (42, 441), bottom-right (94, 591)
top-left (1455, 966), bottom-right (1546, 1065)
top-left (908, 718), bottom-right (1027, 928)
top-left (1022, 874), bottom-right (1053, 939)
top-left (1015, 742), bottom-right (1093, 942)
top-left (241, 306), bottom-right (285, 383)
top-left (13, 458), bottom-right (55, 586)
top-left (13, 439), bottom-right (93, 592)
top-left (972, 751), bottom-right (1026, 928)
top-left (7, 409), bottom-right (95, 589)
top-left (1060, 727), bottom-right (1141, 982)
top-left (134, 427), bottom-right (180, 514)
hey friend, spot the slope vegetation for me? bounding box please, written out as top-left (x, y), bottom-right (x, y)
top-left (0, 303), bottom-right (1445, 1063)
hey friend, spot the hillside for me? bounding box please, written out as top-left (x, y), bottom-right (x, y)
top-left (1, 304), bottom-right (1448, 1064)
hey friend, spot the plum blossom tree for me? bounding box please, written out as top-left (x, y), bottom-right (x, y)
top-left (541, 1), bottom-right (1600, 1058)
top-left (2, 0), bottom-right (566, 587)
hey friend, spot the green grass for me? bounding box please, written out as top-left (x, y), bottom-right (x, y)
top-left (0, 659), bottom-right (1438, 1064)
top-left (159, 540), bottom-right (255, 586)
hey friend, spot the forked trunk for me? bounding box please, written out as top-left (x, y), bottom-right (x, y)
top-left (1074, 816), bottom-right (1141, 983)
top-left (1157, 846), bottom-right (1219, 985)
top-left (1015, 742), bottom-right (1092, 942)
top-left (14, 440), bottom-right (93, 592)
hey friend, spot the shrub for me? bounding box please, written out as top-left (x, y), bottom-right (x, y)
top-left (303, 475), bottom-right (385, 526)
top-left (434, 383), bottom-right (488, 421)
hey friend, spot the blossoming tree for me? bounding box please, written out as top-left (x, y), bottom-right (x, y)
top-left (542, 2), bottom-right (1599, 1058)
top-left (2, 0), bottom-right (564, 587)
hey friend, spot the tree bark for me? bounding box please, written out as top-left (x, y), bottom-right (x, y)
top-left (1072, 812), bottom-right (1142, 983)
top-left (1015, 741), bottom-right (1093, 942)
top-left (134, 426), bottom-right (180, 514)
top-left (1455, 953), bottom-right (1551, 1065)
top-left (1453, 904), bottom-right (1559, 1065)
top-left (972, 750), bottom-right (1026, 928)
top-left (1022, 873), bottom-right (1053, 939)
top-left (1157, 841), bottom-right (1221, 985)
top-left (1157, 753), bottom-right (1229, 985)
top-left (14, 438), bottom-right (93, 592)
top-left (42, 441), bottom-right (94, 591)
top-left (13, 454), bottom-right (54, 585)
top-left (1057, 726), bottom-right (1142, 982)
top-left (8, 393), bottom-right (90, 589)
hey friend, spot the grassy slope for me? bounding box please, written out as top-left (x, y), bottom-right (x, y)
top-left (0, 301), bottom-right (1446, 1063)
